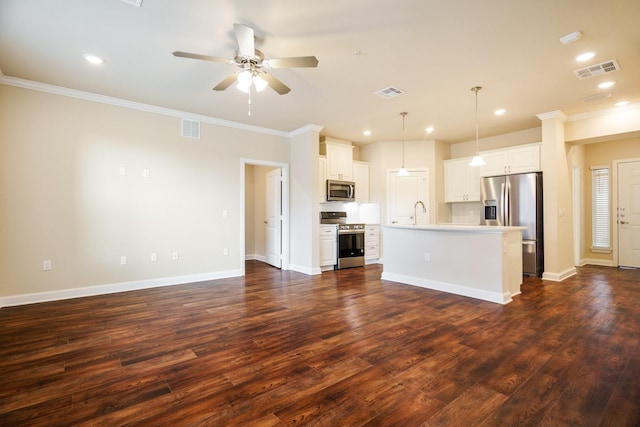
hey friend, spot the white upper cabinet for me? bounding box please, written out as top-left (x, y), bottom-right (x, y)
top-left (480, 144), bottom-right (540, 177)
top-left (352, 161), bottom-right (369, 203)
top-left (321, 138), bottom-right (353, 181)
top-left (444, 157), bottom-right (481, 202)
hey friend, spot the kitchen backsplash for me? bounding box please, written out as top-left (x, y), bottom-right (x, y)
top-left (319, 202), bottom-right (380, 224)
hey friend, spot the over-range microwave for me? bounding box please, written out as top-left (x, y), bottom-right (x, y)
top-left (326, 180), bottom-right (356, 202)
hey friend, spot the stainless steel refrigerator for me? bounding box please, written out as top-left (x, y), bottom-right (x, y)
top-left (480, 172), bottom-right (543, 277)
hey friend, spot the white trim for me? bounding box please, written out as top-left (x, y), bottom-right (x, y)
top-left (240, 159), bottom-right (290, 276)
top-left (0, 75), bottom-right (301, 138)
top-left (542, 267), bottom-right (577, 281)
top-left (582, 258), bottom-right (615, 267)
top-left (288, 264), bottom-right (322, 276)
top-left (566, 101), bottom-right (640, 122)
top-left (381, 272), bottom-right (513, 304)
top-left (536, 110), bottom-right (568, 122)
top-left (289, 124), bottom-right (324, 137)
top-left (0, 269), bottom-right (242, 308)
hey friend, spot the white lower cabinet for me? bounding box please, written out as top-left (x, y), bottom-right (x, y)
top-left (364, 225), bottom-right (380, 261)
top-left (320, 225), bottom-right (337, 268)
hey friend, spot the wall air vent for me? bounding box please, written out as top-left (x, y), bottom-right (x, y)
top-left (374, 86), bottom-right (405, 99)
top-left (120, 0), bottom-right (143, 6)
top-left (573, 59), bottom-right (620, 79)
top-left (181, 119), bottom-right (200, 139)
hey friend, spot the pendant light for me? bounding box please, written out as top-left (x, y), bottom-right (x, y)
top-left (469, 86), bottom-right (485, 167)
top-left (397, 112), bottom-right (409, 176)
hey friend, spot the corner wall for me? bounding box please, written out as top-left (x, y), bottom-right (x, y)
top-left (0, 84), bottom-right (290, 304)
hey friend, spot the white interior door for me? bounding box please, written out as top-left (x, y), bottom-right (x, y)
top-left (388, 170), bottom-right (429, 225)
top-left (618, 161), bottom-right (640, 268)
top-left (265, 168), bottom-right (282, 268)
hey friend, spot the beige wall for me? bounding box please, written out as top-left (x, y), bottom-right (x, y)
top-left (581, 137), bottom-right (640, 264)
top-left (0, 85), bottom-right (290, 299)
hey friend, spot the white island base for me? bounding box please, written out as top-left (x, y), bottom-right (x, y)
top-left (381, 225), bottom-right (525, 304)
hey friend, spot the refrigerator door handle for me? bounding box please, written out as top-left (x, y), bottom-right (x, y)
top-left (505, 181), bottom-right (510, 226)
top-left (500, 182), bottom-right (506, 225)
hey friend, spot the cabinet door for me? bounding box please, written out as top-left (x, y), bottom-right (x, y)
top-left (480, 151), bottom-right (507, 177)
top-left (352, 161), bottom-right (369, 203)
top-left (444, 159), bottom-right (468, 202)
top-left (507, 145), bottom-right (540, 174)
top-left (325, 144), bottom-right (353, 181)
top-left (319, 225), bottom-right (337, 267)
top-left (466, 163), bottom-right (481, 201)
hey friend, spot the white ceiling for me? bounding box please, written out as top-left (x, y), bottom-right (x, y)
top-left (1, 0), bottom-right (639, 145)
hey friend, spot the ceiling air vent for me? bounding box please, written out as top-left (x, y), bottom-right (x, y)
top-left (375, 86), bottom-right (405, 99)
top-left (181, 119), bottom-right (200, 139)
top-left (573, 59), bottom-right (620, 80)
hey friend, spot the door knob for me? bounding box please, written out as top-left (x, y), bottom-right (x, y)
top-left (264, 221), bottom-right (268, 224)
top-left (391, 221), bottom-right (398, 224)
top-left (620, 220), bottom-right (629, 225)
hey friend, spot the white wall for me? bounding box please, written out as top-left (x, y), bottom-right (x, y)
top-left (0, 84), bottom-right (290, 302)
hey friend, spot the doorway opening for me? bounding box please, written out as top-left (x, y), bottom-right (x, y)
top-left (241, 159), bottom-right (289, 275)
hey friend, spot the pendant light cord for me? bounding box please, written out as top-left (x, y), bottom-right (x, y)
top-left (401, 112), bottom-right (407, 167)
top-left (472, 86), bottom-right (482, 154)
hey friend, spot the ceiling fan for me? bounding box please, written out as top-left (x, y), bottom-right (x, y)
top-left (173, 23), bottom-right (318, 95)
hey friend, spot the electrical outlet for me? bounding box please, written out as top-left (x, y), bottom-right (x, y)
top-left (42, 260), bottom-right (52, 271)
top-left (172, 251), bottom-right (179, 260)
top-left (424, 252), bottom-right (430, 262)
top-left (143, 168), bottom-right (150, 178)
top-left (119, 166), bottom-right (126, 176)
top-left (151, 252), bottom-right (157, 262)
top-left (120, 256), bottom-right (127, 265)
top-left (223, 248), bottom-right (229, 256)
top-left (222, 209), bottom-right (228, 218)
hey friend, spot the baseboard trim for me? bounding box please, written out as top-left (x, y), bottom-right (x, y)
top-left (542, 267), bottom-right (577, 282)
top-left (582, 258), bottom-right (615, 267)
top-left (381, 272), bottom-right (513, 305)
top-left (288, 264), bottom-right (321, 276)
top-left (0, 269), bottom-right (243, 308)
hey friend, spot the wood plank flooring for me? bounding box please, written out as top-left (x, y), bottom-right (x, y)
top-left (1, 261), bottom-right (639, 426)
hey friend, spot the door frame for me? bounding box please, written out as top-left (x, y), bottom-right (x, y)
top-left (240, 159), bottom-right (290, 275)
top-left (612, 157), bottom-right (640, 267)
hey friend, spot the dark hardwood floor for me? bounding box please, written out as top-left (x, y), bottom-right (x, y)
top-left (1, 261), bottom-right (639, 426)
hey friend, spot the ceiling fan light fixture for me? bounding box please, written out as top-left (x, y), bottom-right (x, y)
top-left (253, 74), bottom-right (268, 92)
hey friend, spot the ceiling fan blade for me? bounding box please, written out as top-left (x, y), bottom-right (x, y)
top-left (261, 73), bottom-right (291, 95)
top-left (234, 23), bottom-right (255, 57)
top-left (263, 56), bottom-right (319, 69)
top-left (173, 51), bottom-right (233, 64)
top-left (212, 74), bottom-right (238, 91)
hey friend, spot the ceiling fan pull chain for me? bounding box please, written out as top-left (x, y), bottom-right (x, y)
top-left (247, 87), bottom-right (252, 116)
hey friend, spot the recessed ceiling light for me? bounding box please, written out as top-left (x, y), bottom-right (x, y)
top-left (575, 52), bottom-right (596, 62)
top-left (83, 54), bottom-right (104, 64)
top-left (425, 126), bottom-right (434, 134)
top-left (363, 130), bottom-right (371, 136)
top-left (494, 109), bottom-right (506, 116)
top-left (598, 81), bottom-right (615, 89)
top-left (615, 101), bottom-right (629, 107)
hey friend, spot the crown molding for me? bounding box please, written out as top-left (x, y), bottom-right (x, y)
top-left (0, 74), bottom-right (296, 138)
top-left (566, 102), bottom-right (640, 122)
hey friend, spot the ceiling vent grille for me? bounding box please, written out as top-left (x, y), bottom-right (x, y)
top-left (181, 119), bottom-right (200, 139)
top-left (573, 59), bottom-right (620, 79)
top-left (374, 86), bottom-right (405, 99)
top-left (120, 0), bottom-right (143, 7)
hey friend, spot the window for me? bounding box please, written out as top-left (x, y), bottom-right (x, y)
top-left (591, 167), bottom-right (610, 251)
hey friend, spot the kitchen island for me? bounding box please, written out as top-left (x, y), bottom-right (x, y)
top-left (381, 224), bottom-right (525, 304)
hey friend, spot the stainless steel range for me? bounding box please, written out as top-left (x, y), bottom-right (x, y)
top-left (320, 211), bottom-right (365, 269)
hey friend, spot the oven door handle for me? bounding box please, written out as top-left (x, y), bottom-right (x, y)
top-left (338, 231), bottom-right (365, 235)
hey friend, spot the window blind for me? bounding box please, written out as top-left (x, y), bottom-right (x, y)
top-left (591, 167), bottom-right (610, 249)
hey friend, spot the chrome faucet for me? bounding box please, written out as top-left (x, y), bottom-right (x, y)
top-left (413, 201), bottom-right (426, 225)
